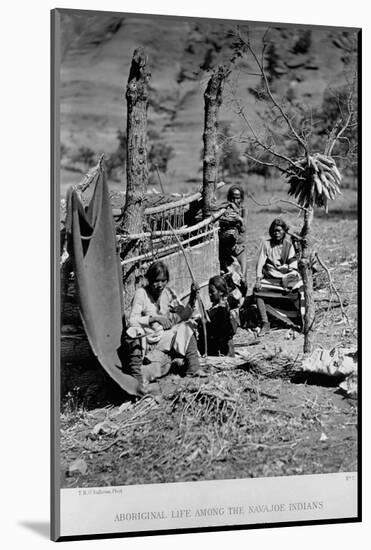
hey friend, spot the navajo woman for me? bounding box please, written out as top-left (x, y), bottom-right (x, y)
top-left (125, 261), bottom-right (207, 394)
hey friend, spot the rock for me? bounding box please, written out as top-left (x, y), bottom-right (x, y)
top-left (68, 458), bottom-right (88, 476)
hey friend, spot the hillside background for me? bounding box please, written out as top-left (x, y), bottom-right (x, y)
top-left (59, 10), bottom-right (358, 195)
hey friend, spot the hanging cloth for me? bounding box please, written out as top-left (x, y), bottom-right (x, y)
top-left (65, 161), bottom-right (141, 396)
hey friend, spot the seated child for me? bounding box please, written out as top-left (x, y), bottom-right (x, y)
top-left (197, 275), bottom-right (237, 357)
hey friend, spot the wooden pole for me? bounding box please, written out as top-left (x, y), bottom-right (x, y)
top-left (166, 220), bottom-right (209, 357)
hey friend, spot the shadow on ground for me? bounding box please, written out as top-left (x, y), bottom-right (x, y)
top-left (18, 521), bottom-right (49, 539)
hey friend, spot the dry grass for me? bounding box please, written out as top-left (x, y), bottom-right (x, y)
top-left (61, 347), bottom-right (357, 487)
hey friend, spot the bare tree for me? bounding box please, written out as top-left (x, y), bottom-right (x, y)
top-left (202, 64), bottom-right (230, 217)
top-left (231, 28), bottom-right (357, 353)
top-left (122, 48), bottom-right (150, 232)
top-left (120, 48), bottom-right (151, 309)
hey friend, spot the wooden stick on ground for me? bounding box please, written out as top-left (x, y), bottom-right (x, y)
top-left (154, 164), bottom-right (165, 195)
top-left (166, 220), bottom-right (208, 356)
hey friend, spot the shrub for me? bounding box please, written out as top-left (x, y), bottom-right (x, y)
top-left (265, 43), bottom-right (281, 80)
top-left (293, 30), bottom-right (312, 54)
top-left (217, 123), bottom-right (246, 179)
top-left (72, 146), bottom-right (95, 167)
top-left (60, 143), bottom-right (68, 159)
top-left (148, 142), bottom-right (174, 173)
top-left (147, 129), bottom-right (174, 174)
top-left (105, 130), bottom-right (127, 179)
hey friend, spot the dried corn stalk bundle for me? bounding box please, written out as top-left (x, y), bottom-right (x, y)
top-left (287, 153), bottom-right (342, 212)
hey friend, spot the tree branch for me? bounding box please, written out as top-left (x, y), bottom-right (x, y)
top-left (279, 199), bottom-right (309, 213)
top-left (314, 253), bottom-right (350, 323)
top-left (247, 192), bottom-right (309, 213)
top-left (244, 151), bottom-right (293, 176)
top-left (327, 109), bottom-right (354, 156)
top-left (326, 71), bottom-right (357, 156)
top-left (235, 100), bottom-right (300, 169)
top-left (237, 29), bottom-right (308, 151)
top-left (247, 192), bottom-right (276, 207)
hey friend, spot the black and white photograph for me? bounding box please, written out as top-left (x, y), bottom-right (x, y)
top-left (52, 6), bottom-right (360, 541)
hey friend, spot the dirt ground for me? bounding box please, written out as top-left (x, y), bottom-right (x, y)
top-left (60, 186), bottom-right (358, 488)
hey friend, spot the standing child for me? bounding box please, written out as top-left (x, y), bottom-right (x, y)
top-left (219, 185), bottom-right (248, 283)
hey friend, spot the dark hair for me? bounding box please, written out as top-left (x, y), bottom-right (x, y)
top-left (209, 275), bottom-right (229, 296)
top-left (269, 217), bottom-right (289, 238)
top-left (146, 261), bottom-right (169, 284)
top-left (227, 184), bottom-right (244, 202)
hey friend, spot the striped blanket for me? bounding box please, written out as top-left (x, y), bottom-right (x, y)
top-left (254, 278), bottom-right (305, 328)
